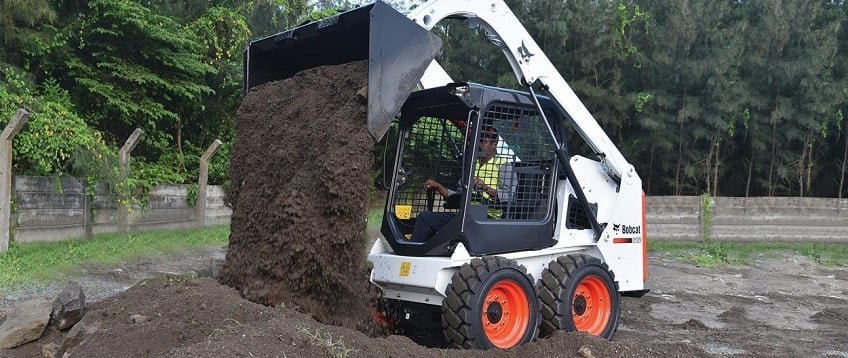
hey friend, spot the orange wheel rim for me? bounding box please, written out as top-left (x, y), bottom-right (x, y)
top-left (572, 275), bottom-right (612, 335)
top-left (481, 279), bottom-right (530, 348)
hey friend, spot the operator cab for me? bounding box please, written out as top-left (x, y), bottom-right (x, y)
top-left (381, 83), bottom-right (567, 257)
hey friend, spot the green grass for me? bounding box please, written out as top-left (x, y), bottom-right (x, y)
top-left (366, 207), bottom-right (383, 233)
top-left (0, 226), bottom-right (229, 292)
top-left (649, 240), bottom-right (848, 267)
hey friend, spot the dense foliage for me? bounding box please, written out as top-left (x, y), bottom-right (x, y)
top-left (1, 0), bottom-right (848, 198)
top-left (438, 0), bottom-right (848, 198)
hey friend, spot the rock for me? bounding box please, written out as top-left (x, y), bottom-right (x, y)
top-left (0, 310), bottom-right (6, 324)
top-left (54, 321), bottom-right (98, 358)
top-left (129, 314), bottom-right (150, 324)
top-left (578, 345), bottom-right (596, 358)
top-left (42, 342), bottom-right (59, 358)
top-left (50, 282), bottom-right (86, 331)
top-left (0, 300), bottom-right (52, 349)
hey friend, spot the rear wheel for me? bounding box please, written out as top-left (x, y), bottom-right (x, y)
top-left (538, 254), bottom-right (620, 339)
top-left (441, 256), bottom-right (540, 349)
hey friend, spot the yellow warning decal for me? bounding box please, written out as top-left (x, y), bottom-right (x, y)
top-left (399, 262), bottom-right (411, 277)
top-left (395, 205), bottom-right (412, 220)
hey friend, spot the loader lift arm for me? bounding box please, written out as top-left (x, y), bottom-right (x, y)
top-left (408, 0), bottom-right (637, 238)
top-left (410, 0), bottom-right (634, 181)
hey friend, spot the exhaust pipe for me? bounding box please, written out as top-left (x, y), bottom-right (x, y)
top-left (243, 1), bottom-right (442, 140)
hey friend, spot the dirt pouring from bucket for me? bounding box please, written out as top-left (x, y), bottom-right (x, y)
top-left (218, 61), bottom-right (375, 330)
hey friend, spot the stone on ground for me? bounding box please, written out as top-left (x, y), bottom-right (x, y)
top-left (50, 281), bottom-right (86, 331)
top-left (0, 299), bottom-right (51, 349)
top-left (55, 321), bottom-right (98, 357)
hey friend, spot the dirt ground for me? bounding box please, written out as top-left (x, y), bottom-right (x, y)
top-left (2, 246), bottom-right (846, 357)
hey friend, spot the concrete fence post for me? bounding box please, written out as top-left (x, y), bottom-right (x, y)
top-left (1, 109), bottom-right (30, 253)
top-left (83, 179), bottom-right (92, 239)
top-left (197, 139), bottom-right (222, 227)
top-left (118, 128), bottom-right (144, 233)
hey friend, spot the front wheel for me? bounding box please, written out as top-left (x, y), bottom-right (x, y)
top-left (441, 256), bottom-right (540, 349)
top-left (538, 254), bottom-right (620, 339)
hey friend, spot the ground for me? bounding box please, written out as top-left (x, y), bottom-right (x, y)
top-left (619, 251), bottom-right (848, 357)
top-left (1, 246), bottom-right (845, 357)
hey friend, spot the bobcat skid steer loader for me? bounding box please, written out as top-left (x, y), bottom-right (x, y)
top-left (243, 0), bottom-right (648, 350)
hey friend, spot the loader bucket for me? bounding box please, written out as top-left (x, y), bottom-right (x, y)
top-left (243, 1), bottom-right (442, 140)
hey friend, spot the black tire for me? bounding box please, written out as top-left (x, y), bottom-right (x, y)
top-left (537, 254), bottom-right (620, 339)
top-left (441, 256), bottom-right (540, 349)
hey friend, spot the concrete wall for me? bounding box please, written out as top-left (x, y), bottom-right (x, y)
top-left (11, 176), bottom-right (231, 243)
top-left (648, 196), bottom-right (848, 242)
top-left (9, 177), bottom-right (848, 243)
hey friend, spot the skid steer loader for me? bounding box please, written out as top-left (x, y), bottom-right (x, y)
top-left (243, 0), bottom-right (648, 350)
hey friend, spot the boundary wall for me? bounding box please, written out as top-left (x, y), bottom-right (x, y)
top-left (10, 179), bottom-right (848, 243)
top-left (12, 176), bottom-right (230, 243)
top-left (648, 196), bottom-right (848, 242)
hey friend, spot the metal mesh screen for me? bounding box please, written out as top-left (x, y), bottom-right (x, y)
top-left (391, 105), bottom-right (557, 223)
top-left (393, 117), bottom-right (464, 219)
top-left (476, 104), bottom-right (557, 222)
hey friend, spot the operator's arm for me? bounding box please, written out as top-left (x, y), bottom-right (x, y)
top-left (423, 179), bottom-right (451, 199)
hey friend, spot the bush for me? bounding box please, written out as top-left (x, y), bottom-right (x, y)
top-left (0, 66), bottom-right (107, 177)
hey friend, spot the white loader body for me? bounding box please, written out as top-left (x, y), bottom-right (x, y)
top-left (369, 155), bottom-right (647, 306)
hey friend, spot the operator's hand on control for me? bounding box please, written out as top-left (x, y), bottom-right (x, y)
top-left (423, 179), bottom-right (449, 199)
top-left (473, 178), bottom-right (497, 199)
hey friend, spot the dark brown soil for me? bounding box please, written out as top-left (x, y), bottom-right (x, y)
top-left (219, 61), bottom-right (374, 330)
top-left (7, 276), bottom-right (706, 358)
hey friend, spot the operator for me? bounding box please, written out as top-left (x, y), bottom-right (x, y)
top-left (411, 125), bottom-right (505, 242)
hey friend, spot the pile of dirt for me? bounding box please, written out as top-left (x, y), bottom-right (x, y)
top-left (218, 61), bottom-right (374, 330)
top-left (717, 306), bottom-right (748, 324)
top-left (810, 307), bottom-right (848, 325)
top-left (11, 276), bottom-right (706, 357)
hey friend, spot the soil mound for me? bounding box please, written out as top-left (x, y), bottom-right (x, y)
top-left (11, 276), bottom-right (707, 357)
top-left (810, 307), bottom-right (848, 325)
top-left (219, 61), bottom-right (373, 329)
top-left (718, 306), bottom-right (747, 323)
top-left (673, 319), bottom-right (709, 331)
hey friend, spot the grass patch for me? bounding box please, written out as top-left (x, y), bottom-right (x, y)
top-left (0, 226), bottom-right (229, 292)
top-left (296, 326), bottom-right (357, 358)
top-left (366, 207), bottom-right (383, 234)
top-left (650, 240), bottom-right (848, 267)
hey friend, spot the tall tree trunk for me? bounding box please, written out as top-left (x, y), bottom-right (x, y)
top-left (768, 119), bottom-right (777, 196)
top-left (648, 147), bottom-right (655, 194)
top-left (675, 97), bottom-right (686, 195)
top-left (705, 133), bottom-right (715, 195)
top-left (798, 132), bottom-right (809, 197)
top-left (176, 124), bottom-right (185, 171)
top-left (745, 151), bottom-right (754, 197)
top-left (840, 129), bottom-right (848, 199)
top-left (713, 138), bottom-right (721, 196)
top-left (806, 137), bottom-right (814, 196)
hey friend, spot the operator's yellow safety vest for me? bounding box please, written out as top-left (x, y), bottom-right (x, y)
top-left (474, 156), bottom-right (505, 218)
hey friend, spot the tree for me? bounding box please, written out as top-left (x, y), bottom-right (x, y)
top-left (742, 0), bottom-right (841, 196)
top-left (51, 0), bottom-right (215, 160)
top-left (0, 0), bottom-right (57, 69)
